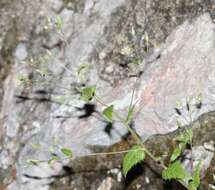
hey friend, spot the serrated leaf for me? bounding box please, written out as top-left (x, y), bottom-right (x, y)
top-left (170, 147), bottom-right (181, 162)
top-left (80, 86), bottom-right (96, 102)
top-left (103, 105), bottom-right (114, 123)
top-left (61, 148), bottom-right (73, 157)
top-left (177, 128), bottom-right (193, 145)
top-left (162, 161), bottom-right (192, 181)
top-left (193, 162), bottom-right (201, 184)
top-left (122, 145), bottom-right (145, 177)
top-left (189, 162), bottom-right (201, 190)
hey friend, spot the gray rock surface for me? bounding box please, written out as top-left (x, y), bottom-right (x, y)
top-left (0, 0), bottom-right (215, 189)
top-left (49, 110), bottom-right (215, 190)
top-left (133, 13), bottom-right (215, 137)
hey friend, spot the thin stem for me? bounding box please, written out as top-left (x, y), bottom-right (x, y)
top-left (23, 148), bottom-right (146, 168)
top-left (94, 95), bottom-right (159, 163)
top-left (94, 95), bottom-right (191, 190)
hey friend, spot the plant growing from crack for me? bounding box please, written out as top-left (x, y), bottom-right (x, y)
top-left (76, 86), bottom-right (203, 190)
top-left (17, 16), bottom-right (205, 190)
top-left (23, 80), bottom-right (203, 190)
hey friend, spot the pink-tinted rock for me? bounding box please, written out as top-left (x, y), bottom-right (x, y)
top-left (101, 14), bottom-right (215, 139)
top-left (1, 1), bottom-right (215, 188)
top-left (132, 14), bottom-right (215, 137)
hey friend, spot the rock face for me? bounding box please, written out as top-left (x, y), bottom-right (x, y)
top-left (49, 110), bottom-right (215, 190)
top-left (133, 13), bottom-right (215, 137)
top-left (0, 0), bottom-right (215, 189)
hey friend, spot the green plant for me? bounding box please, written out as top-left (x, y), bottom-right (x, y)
top-left (122, 145), bottom-right (145, 177)
top-left (18, 16), bottom-right (205, 190)
top-left (160, 97), bottom-right (202, 189)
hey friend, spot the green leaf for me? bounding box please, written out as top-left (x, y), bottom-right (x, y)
top-left (31, 143), bottom-right (40, 150)
top-left (76, 64), bottom-right (92, 76)
top-left (61, 148), bottom-right (73, 157)
top-left (17, 75), bottom-right (30, 84)
top-left (177, 128), bottom-right (193, 145)
top-left (170, 147), bottom-right (181, 162)
top-left (103, 105), bottom-right (114, 123)
top-left (49, 145), bottom-right (56, 154)
top-left (57, 96), bottom-right (66, 104)
top-left (176, 119), bottom-right (182, 129)
top-left (132, 58), bottom-right (143, 65)
top-left (162, 161), bottom-right (192, 181)
top-left (188, 162), bottom-right (201, 190)
top-left (55, 16), bottom-right (63, 30)
top-left (27, 159), bottom-right (40, 166)
top-left (122, 145), bottom-right (145, 177)
top-left (196, 94), bottom-right (202, 102)
top-left (170, 141), bottom-right (186, 163)
top-left (76, 64), bottom-right (93, 82)
top-left (80, 86), bottom-right (96, 102)
top-left (48, 156), bottom-right (60, 166)
top-left (193, 162), bottom-right (201, 184)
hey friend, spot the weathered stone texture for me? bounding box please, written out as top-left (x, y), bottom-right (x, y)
top-left (0, 0), bottom-right (215, 189)
top-left (133, 13), bottom-right (215, 137)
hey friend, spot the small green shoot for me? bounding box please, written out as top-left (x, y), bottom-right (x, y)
top-left (61, 148), bottom-right (73, 157)
top-left (126, 105), bottom-right (135, 125)
top-left (170, 147), bottom-right (181, 162)
top-left (27, 159), bottom-right (40, 166)
top-left (17, 75), bottom-right (30, 85)
top-left (177, 128), bottom-right (193, 145)
top-left (102, 105), bottom-right (114, 123)
top-left (80, 86), bottom-right (96, 102)
top-left (31, 143), bottom-right (40, 150)
top-left (54, 16), bottom-right (63, 30)
top-left (188, 162), bottom-right (201, 190)
top-left (162, 160), bottom-right (192, 181)
top-left (48, 156), bottom-right (60, 166)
